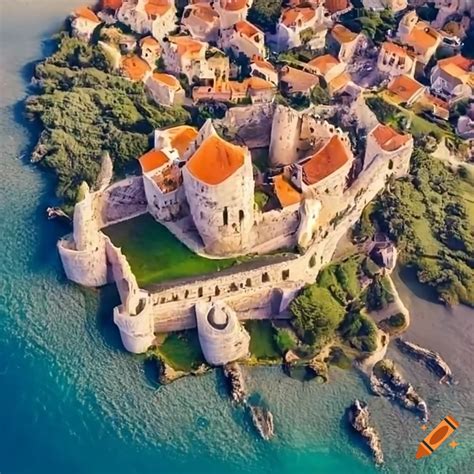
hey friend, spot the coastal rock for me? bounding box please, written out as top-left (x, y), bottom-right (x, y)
top-left (396, 338), bottom-right (453, 384)
top-left (250, 406), bottom-right (274, 441)
top-left (348, 399), bottom-right (384, 466)
top-left (223, 362), bottom-right (247, 404)
top-left (284, 350), bottom-right (300, 364)
top-left (370, 359), bottom-right (429, 422)
top-left (308, 358), bottom-right (329, 382)
top-left (157, 359), bottom-right (187, 385)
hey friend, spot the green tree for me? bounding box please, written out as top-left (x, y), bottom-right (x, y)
top-left (248, 0), bottom-right (282, 34)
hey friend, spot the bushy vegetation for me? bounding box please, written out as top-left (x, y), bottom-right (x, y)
top-left (339, 8), bottom-right (397, 43)
top-left (248, 0), bottom-right (282, 34)
top-left (245, 320), bottom-right (281, 360)
top-left (371, 149), bottom-right (474, 306)
top-left (254, 190), bottom-right (269, 211)
top-left (364, 275), bottom-right (394, 311)
top-left (388, 312), bottom-right (406, 328)
top-left (310, 85), bottom-right (331, 106)
top-left (339, 310), bottom-right (378, 352)
top-left (26, 34), bottom-right (189, 204)
top-left (156, 331), bottom-right (205, 372)
top-left (273, 327), bottom-right (298, 353)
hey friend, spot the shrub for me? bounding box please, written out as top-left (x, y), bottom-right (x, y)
top-left (388, 312), bottom-right (406, 328)
top-left (339, 311), bottom-right (378, 352)
top-left (274, 328), bottom-right (298, 353)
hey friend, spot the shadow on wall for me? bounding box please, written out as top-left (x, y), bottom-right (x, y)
top-left (94, 283), bottom-right (124, 352)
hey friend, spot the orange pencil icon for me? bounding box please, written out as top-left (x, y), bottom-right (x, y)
top-left (416, 415), bottom-right (459, 459)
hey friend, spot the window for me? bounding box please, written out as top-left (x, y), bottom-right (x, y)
top-left (239, 210), bottom-right (244, 223)
top-left (223, 207), bottom-right (228, 225)
top-left (262, 272), bottom-right (270, 283)
top-left (282, 269), bottom-right (290, 281)
top-left (198, 287), bottom-right (203, 297)
top-left (245, 278), bottom-right (252, 287)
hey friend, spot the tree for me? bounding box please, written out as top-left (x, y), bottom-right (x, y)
top-left (248, 0), bottom-right (282, 34)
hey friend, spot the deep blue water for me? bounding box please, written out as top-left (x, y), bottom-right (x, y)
top-left (1, 2), bottom-right (473, 473)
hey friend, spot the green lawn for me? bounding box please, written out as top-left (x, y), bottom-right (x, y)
top-left (103, 214), bottom-right (237, 286)
top-left (245, 320), bottom-right (281, 360)
top-left (157, 331), bottom-right (205, 372)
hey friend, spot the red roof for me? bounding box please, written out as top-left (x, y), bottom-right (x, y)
top-left (324, 0), bottom-right (350, 14)
top-left (74, 6), bottom-right (100, 23)
top-left (371, 124), bottom-right (411, 152)
top-left (139, 149), bottom-right (170, 173)
top-left (302, 135), bottom-right (350, 185)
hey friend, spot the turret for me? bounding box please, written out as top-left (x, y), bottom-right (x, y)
top-left (269, 105), bottom-right (301, 167)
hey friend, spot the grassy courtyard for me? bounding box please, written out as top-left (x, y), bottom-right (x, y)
top-left (155, 331), bottom-right (205, 372)
top-left (103, 214), bottom-right (237, 286)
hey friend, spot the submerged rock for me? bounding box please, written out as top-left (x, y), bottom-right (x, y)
top-left (396, 338), bottom-right (453, 384)
top-left (308, 357), bottom-right (329, 382)
top-left (370, 359), bottom-right (428, 422)
top-left (223, 362), bottom-right (247, 404)
top-left (348, 399), bottom-right (384, 466)
top-left (156, 357), bottom-right (209, 385)
top-left (250, 405), bottom-right (274, 440)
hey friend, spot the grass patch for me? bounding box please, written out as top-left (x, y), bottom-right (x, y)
top-left (156, 330), bottom-right (205, 372)
top-left (254, 190), bottom-right (269, 211)
top-left (103, 214), bottom-right (237, 286)
top-left (245, 320), bottom-right (281, 360)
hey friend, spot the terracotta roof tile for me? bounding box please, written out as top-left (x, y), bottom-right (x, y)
top-left (387, 74), bottom-right (424, 102)
top-left (187, 135), bottom-right (246, 185)
top-left (371, 124), bottom-right (410, 152)
top-left (281, 7), bottom-right (315, 28)
top-left (405, 22), bottom-right (439, 52)
top-left (164, 125), bottom-right (198, 158)
top-left (331, 24), bottom-right (358, 44)
top-left (139, 149), bottom-right (170, 173)
top-left (328, 71), bottom-right (350, 93)
top-left (381, 41), bottom-right (409, 58)
top-left (152, 72), bottom-right (181, 89)
top-left (187, 4), bottom-right (219, 23)
top-left (252, 58), bottom-right (276, 72)
top-left (324, 0), bottom-right (350, 14)
top-left (273, 174), bottom-right (302, 208)
top-left (168, 36), bottom-right (205, 59)
top-left (308, 54), bottom-right (340, 75)
top-left (280, 66), bottom-right (319, 92)
top-left (235, 20), bottom-right (261, 38)
top-left (437, 54), bottom-right (473, 83)
top-left (121, 55), bottom-right (150, 81)
top-left (74, 6), bottom-right (100, 23)
top-left (145, 0), bottom-right (172, 17)
top-left (140, 36), bottom-right (160, 47)
top-left (101, 0), bottom-right (123, 10)
top-left (220, 0), bottom-right (248, 12)
top-left (302, 135), bottom-right (350, 185)
top-left (245, 76), bottom-right (274, 90)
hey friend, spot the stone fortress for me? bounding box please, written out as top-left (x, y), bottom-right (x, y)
top-left (58, 100), bottom-right (413, 363)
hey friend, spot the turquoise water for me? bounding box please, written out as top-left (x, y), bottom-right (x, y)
top-left (0, 2), bottom-right (473, 473)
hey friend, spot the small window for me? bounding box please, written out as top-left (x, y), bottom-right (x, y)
top-left (198, 287), bottom-right (203, 297)
top-left (223, 207), bottom-right (228, 226)
top-left (262, 272), bottom-right (270, 283)
top-left (282, 269), bottom-right (290, 281)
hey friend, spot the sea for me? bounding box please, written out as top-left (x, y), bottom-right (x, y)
top-left (0, 1), bottom-right (473, 473)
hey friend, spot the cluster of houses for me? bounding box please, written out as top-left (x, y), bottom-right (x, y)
top-left (70, 1), bottom-right (473, 141)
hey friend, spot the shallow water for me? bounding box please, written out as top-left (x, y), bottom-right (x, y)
top-left (1, 2), bottom-right (473, 473)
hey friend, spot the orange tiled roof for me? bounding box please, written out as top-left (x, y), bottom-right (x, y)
top-left (281, 7), bottom-right (315, 28)
top-left (152, 72), bottom-right (181, 89)
top-left (168, 36), bottom-right (205, 59)
top-left (139, 149), bottom-right (170, 173)
top-left (246, 77), bottom-right (274, 90)
top-left (74, 6), bottom-right (100, 23)
top-left (121, 55), bottom-right (150, 81)
top-left (165, 125), bottom-right (198, 158)
top-left (308, 54), bottom-right (340, 75)
top-left (140, 36), bottom-right (160, 48)
top-left (387, 74), bottom-right (424, 102)
top-left (280, 66), bottom-right (319, 92)
top-left (145, 0), bottom-right (172, 17)
top-left (437, 54), bottom-right (473, 81)
top-left (235, 20), bottom-right (261, 38)
top-left (381, 41), bottom-right (409, 58)
top-left (187, 135), bottom-right (246, 185)
top-left (302, 135), bottom-right (350, 185)
top-left (220, 0), bottom-right (248, 12)
top-left (328, 71), bottom-right (350, 94)
top-left (324, 0), bottom-right (350, 14)
top-left (331, 24), bottom-right (358, 44)
top-left (371, 124), bottom-right (410, 152)
top-left (252, 57), bottom-right (276, 72)
top-left (188, 3), bottom-right (219, 23)
top-left (102, 0), bottom-right (123, 10)
top-left (405, 23), bottom-right (439, 52)
top-left (273, 174), bottom-right (302, 208)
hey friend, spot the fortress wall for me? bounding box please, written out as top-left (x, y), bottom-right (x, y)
top-left (252, 206), bottom-right (300, 249)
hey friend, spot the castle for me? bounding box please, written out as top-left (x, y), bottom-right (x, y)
top-left (58, 102), bottom-right (413, 362)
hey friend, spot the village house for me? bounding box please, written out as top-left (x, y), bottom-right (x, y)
top-left (307, 54), bottom-right (350, 95)
top-left (324, 0), bottom-right (352, 18)
top-left (279, 66), bottom-right (320, 95)
top-left (98, 0), bottom-right (123, 23)
top-left (397, 10), bottom-right (441, 65)
top-left (71, 7), bottom-right (102, 42)
top-left (220, 20), bottom-right (266, 60)
top-left (250, 58), bottom-right (278, 85)
top-left (290, 134), bottom-right (354, 196)
top-left (154, 125), bottom-right (199, 160)
top-left (117, 0), bottom-right (176, 39)
top-left (213, 0), bottom-right (252, 30)
top-left (377, 42), bottom-right (416, 78)
top-left (275, 6), bottom-right (328, 51)
top-left (181, 3), bottom-right (220, 42)
top-left (139, 36), bottom-right (161, 68)
top-left (120, 54), bottom-right (151, 81)
top-left (421, 93), bottom-right (450, 120)
top-left (430, 54), bottom-right (474, 104)
top-left (386, 74), bottom-right (425, 106)
top-left (145, 72), bottom-right (185, 106)
top-left (457, 104), bottom-right (474, 140)
top-left (118, 34), bottom-right (137, 53)
top-left (327, 24), bottom-right (361, 63)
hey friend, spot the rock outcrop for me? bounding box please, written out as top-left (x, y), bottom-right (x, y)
top-left (156, 357), bottom-right (209, 384)
top-left (396, 338), bottom-right (453, 384)
top-left (223, 362), bottom-right (247, 404)
top-left (348, 399), bottom-right (384, 466)
top-left (250, 406), bottom-right (274, 441)
top-left (370, 359), bottom-right (428, 422)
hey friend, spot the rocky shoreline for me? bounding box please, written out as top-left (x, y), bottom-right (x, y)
top-left (370, 359), bottom-right (429, 423)
top-left (348, 399), bottom-right (384, 466)
top-left (396, 338), bottom-right (453, 384)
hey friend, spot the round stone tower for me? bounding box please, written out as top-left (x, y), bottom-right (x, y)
top-left (269, 105), bottom-right (301, 167)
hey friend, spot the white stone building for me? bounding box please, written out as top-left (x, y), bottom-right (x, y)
top-left (377, 42), bottom-right (416, 78)
top-left (145, 72), bottom-right (185, 106)
top-left (181, 2), bottom-right (220, 42)
top-left (220, 20), bottom-right (266, 60)
top-left (250, 58), bottom-right (278, 85)
top-left (213, 0), bottom-right (252, 29)
top-left (195, 300), bottom-right (250, 366)
top-left (139, 35), bottom-right (161, 68)
top-left (327, 23), bottom-right (361, 63)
